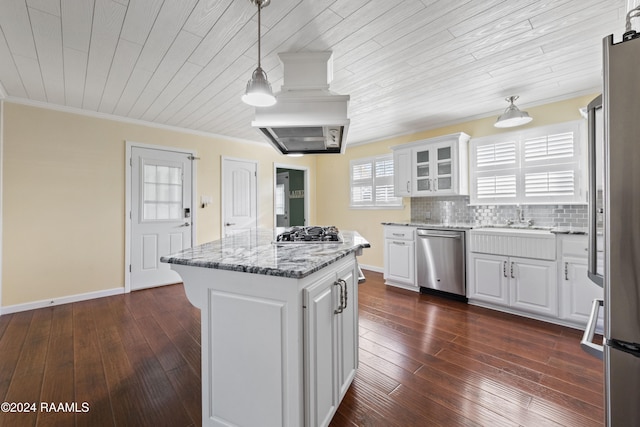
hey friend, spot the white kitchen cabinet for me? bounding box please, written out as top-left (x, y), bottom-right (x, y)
top-left (468, 253), bottom-right (509, 306)
top-left (558, 235), bottom-right (604, 326)
top-left (509, 257), bottom-right (557, 317)
top-left (391, 132), bottom-right (470, 197)
top-left (393, 147), bottom-right (412, 197)
top-left (468, 253), bottom-right (557, 317)
top-left (383, 225), bottom-right (417, 291)
top-left (468, 228), bottom-right (558, 318)
top-left (304, 262), bottom-right (358, 427)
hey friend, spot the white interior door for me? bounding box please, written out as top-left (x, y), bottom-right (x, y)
top-left (222, 157), bottom-right (257, 236)
top-left (131, 147), bottom-right (193, 290)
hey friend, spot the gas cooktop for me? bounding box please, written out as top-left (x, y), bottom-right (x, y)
top-left (275, 226), bottom-right (343, 244)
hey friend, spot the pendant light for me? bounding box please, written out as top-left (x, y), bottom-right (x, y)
top-left (494, 96), bottom-right (532, 128)
top-left (241, 0), bottom-right (276, 107)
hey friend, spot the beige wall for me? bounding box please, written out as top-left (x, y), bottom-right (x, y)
top-left (2, 103), bottom-right (316, 307)
top-left (1, 94), bottom-right (597, 307)
top-left (316, 94), bottom-right (598, 269)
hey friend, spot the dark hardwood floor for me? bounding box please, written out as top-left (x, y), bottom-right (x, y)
top-left (0, 270), bottom-right (603, 426)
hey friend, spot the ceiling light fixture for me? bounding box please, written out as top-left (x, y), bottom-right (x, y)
top-left (494, 96), bottom-right (532, 128)
top-left (241, 0), bottom-right (276, 107)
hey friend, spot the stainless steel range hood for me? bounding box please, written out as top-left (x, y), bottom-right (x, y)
top-left (251, 51), bottom-right (350, 155)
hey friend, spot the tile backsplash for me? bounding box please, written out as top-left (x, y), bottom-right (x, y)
top-left (410, 196), bottom-right (589, 228)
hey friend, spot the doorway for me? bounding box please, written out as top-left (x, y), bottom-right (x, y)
top-left (274, 165), bottom-right (308, 228)
top-left (222, 157), bottom-right (258, 236)
top-left (126, 143), bottom-right (196, 292)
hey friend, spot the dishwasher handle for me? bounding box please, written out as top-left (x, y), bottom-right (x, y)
top-left (417, 229), bottom-right (462, 239)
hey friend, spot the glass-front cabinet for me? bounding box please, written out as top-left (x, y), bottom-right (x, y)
top-left (392, 133), bottom-right (470, 197)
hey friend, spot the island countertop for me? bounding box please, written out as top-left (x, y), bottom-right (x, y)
top-left (160, 228), bottom-right (370, 279)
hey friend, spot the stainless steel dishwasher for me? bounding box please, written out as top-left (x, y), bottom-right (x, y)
top-left (416, 228), bottom-right (466, 301)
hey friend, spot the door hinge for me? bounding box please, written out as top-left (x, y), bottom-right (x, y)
top-left (130, 157), bottom-right (132, 166)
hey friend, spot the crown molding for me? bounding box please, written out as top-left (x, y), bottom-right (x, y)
top-left (3, 96), bottom-right (267, 147)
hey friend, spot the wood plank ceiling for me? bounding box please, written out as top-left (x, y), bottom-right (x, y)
top-left (0, 0), bottom-right (628, 146)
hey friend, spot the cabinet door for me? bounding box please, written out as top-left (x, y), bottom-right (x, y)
top-left (384, 239), bottom-right (416, 287)
top-left (336, 264), bottom-right (358, 400)
top-left (468, 253), bottom-right (509, 305)
top-left (413, 147), bottom-right (433, 196)
top-left (433, 143), bottom-right (455, 194)
top-left (303, 274), bottom-right (338, 427)
top-left (393, 148), bottom-right (412, 197)
top-left (510, 257), bottom-right (558, 317)
top-left (560, 259), bottom-right (604, 324)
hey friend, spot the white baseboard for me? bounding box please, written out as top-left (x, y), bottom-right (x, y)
top-left (0, 287), bottom-right (125, 315)
top-left (358, 264), bottom-right (383, 274)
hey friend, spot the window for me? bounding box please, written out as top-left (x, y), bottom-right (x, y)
top-left (470, 121), bottom-right (585, 205)
top-left (143, 163), bottom-right (183, 220)
top-left (350, 155), bottom-right (402, 208)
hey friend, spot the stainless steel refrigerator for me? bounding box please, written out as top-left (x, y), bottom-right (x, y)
top-left (582, 32), bottom-right (640, 427)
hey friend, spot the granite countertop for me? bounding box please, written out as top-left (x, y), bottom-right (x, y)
top-left (160, 228), bottom-right (370, 279)
top-left (382, 221), bottom-right (475, 230)
top-left (382, 222), bottom-right (588, 234)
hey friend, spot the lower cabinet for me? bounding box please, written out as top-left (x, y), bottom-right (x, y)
top-left (469, 253), bottom-right (557, 317)
top-left (304, 262), bottom-right (358, 427)
top-left (383, 225), bottom-right (418, 291)
top-left (558, 235), bottom-right (604, 327)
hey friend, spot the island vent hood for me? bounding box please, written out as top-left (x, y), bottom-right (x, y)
top-left (251, 51), bottom-right (350, 155)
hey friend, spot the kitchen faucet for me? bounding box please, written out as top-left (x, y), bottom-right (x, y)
top-left (505, 206), bottom-right (534, 226)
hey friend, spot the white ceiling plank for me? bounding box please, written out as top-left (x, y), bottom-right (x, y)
top-left (187, 0), bottom-right (255, 67)
top-left (146, 30), bottom-right (202, 93)
top-left (331, 0), bottom-right (424, 62)
top-left (0, 0), bottom-right (38, 59)
top-left (13, 55), bottom-right (47, 101)
top-left (0, 30), bottom-right (27, 97)
top-left (120, 0), bottom-right (163, 44)
top-left (61, 0), bottom-right (94, 53)
top-left (135, 0), bottom-right (198, 72)
top-left (264, 8), bottom-right (343, 54)
top-left (82, 0), bottom-right (127, 111)
top-left (98, 38), bottom-right (142, 113)
top-left (448, 0), bottom-right (545, 37)
top-left (127, 85), bottom-right (160, 119)
top-left (304, 0), bottom-right (398, 51)
top-left (29, 7), bottom-right (65, 104)
top-left (328, 0), bottom-right (369, 19)
top-left (112, 67), bottom-right (152, 116)
top-left (27, 0), bottom-right (61, 16)
top-left (258, 0), bottom-right (338, 55)
top-left (63, 47), bottom-right (88, 108)
top-left (166, 55), bottom-right (255, 127)
top-left (141, 61), bottom-right (203, 122)
top-left (183, 0), bottom-right (236, 38)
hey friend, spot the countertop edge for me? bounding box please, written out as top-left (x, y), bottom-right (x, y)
top-left (382, 222), bottom-right (587, 235)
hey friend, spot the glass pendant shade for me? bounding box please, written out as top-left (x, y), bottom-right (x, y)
top-left (242, 66), bottom-right (276, 107)
top-left (494, 96), bottom-right (533, 128)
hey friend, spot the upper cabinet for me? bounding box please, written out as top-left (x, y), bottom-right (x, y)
top-left (391, 133), bottom-right (470, 197)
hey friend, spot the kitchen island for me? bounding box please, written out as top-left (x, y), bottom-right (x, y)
top-left (161, 228), bottom-right (370, 427)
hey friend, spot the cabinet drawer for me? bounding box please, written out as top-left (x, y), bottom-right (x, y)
top-left (384, 226), bottom-right (415, 241)
top-left (561, 236), bottom-right (588, 258)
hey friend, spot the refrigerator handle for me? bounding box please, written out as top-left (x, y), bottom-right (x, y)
top-left (586, 95), bottom-right (604, 287)
top-left (580, 298), bottom-right (604, 360)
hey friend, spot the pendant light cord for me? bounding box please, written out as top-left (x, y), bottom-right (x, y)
top-left (257, 1), bottom-right (262, 69)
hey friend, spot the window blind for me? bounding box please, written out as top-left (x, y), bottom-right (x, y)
top-left (350, 155), bottom-right (402, 208)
